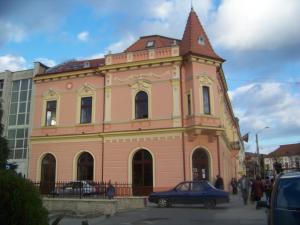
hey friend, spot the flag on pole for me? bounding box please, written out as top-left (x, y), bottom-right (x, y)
top-left (242, 133), bottom-right (249, 142)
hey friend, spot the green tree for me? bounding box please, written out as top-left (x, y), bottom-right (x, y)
top-left (0, 102), bottom-right (9, 169)
top-left (0, 170), bottom-right (49, 225)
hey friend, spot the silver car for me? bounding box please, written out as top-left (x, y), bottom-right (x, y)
top-left (52, 181), bottom-right (98, 196)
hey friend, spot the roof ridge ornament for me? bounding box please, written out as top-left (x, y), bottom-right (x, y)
top-left (191, 0), bottom-right (194, 11)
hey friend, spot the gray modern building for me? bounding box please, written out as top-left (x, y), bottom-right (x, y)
top-left (0, 69), bottom-right (34, 177)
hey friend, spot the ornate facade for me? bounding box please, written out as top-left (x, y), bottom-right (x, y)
top-left (28, 9), bottom-right (245, 194)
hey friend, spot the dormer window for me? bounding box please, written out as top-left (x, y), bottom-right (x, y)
top-left (146, 41), bottom-right (155, 48)
top-left (198, 36), bottom-right (205, 46)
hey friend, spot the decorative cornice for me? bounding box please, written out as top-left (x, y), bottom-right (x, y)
top-left (98, 56), bottom-right (182, 72)
top-left (190, 55), bottom-right (222, 66)
top-left (30, 125), bottom-right (226, 143)
top-left (33, 69), bottom-right (98, 82)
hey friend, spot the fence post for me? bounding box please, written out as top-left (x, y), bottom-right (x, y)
top-left (80, 182), bottom-right (82, 199)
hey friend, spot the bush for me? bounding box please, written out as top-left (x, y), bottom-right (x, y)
top-left (0, 170), bottom-right (48, 225)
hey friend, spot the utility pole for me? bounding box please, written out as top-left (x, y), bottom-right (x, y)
top-left (255, 126), bottom-right (269, 177)
top-left (256, 133), bottom-right (260, 176)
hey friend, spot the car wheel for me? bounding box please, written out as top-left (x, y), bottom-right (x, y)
top-left (204, 199), bottom-right (216, 209)
top-left (158, 198), bottom-right (168, 208)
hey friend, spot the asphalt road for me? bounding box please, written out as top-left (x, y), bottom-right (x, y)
top-left (55, 195), bottom-right (267, 225)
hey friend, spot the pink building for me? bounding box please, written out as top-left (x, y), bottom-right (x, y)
top-left (29, 9), bottom-right (244, 195)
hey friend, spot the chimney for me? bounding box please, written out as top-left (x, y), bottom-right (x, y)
top-left (34, 61), bottom-right (49, 76)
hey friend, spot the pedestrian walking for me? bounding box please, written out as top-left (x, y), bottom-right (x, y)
top-left (239, 175), bottom-right (251, 205)
top-left (264, 178), bottom-right (272, 203)
top-left (106, 180), bottom-right (116, 199)
top-left (215, 175), bottom-right (224, 190)
top-left (251, 175), bottom-right (264, 209)
top-left (231, 178), bottom-right (238, 194)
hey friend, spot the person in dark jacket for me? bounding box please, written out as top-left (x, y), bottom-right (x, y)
top-left (252, 175), bottom-right (264, 209)
top-left (106, 180), bottom-right (116, 199)
top-left (231, 178), bottom-right (238, 194)
top-left (215, 175), bottom-right (224, 190)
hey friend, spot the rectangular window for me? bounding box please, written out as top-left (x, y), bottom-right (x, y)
top-left (203, 86), bottom-right (211, 115)
top-left (80, 97), bottom-right (92, 124)
top-left (146, 41), bottom-right (155, 48)
top-left (187, 93), bottom-right (192, 116)
top-left (45, 100), bottom-right (57, 126)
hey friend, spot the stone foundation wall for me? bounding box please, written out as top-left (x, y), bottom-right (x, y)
top-left (43, 197), bottom-right (146, 216)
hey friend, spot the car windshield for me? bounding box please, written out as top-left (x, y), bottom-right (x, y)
top-left (276, 178), bottom-right (300, 210)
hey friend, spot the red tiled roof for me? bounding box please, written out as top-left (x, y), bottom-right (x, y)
top-left (269, 143), bottom-right (300, 157)
top-left (36, 58), bottom-right (105, 76)
top-left (125, 35), bottom-right (180, 52)
top-left (180, 8), bottom-right (224, 61)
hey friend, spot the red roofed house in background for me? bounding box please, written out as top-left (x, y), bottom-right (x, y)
top-left (28, 8), bottom-right (245, 195)
top-left (264, 143), bottom-right (300, 172)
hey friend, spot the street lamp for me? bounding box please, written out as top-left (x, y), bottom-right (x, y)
top-left (256, 126), bottom-right (269, 177)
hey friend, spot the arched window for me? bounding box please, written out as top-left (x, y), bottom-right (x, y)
top-left (135, 91), bottom-right (148, 119)
top-left (41, 153), bottom-right (56, 194)
top-left (77, 152), bottom-right (94, 181)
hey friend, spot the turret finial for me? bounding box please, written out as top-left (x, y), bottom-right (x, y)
top-left (191, 0), bottom-right (194, 11)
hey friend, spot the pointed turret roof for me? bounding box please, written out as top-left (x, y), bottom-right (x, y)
top-left (180, 8), bottom-right (224, 62)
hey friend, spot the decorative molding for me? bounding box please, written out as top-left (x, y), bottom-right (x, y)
top-left (43, 88), bottom-right (59, 98)
top-left (98, 56), bottom-right (182, 72)
top-left (127, 53), bottom-right (133, 62)
top-left (105, 55), bottom-right (112, 65)
top-left (148, 49), bottom-right (155, 59)
top-left (77, 83), bottom-right (96, 95)
top-left (171, 46), bottom-right (179, 57)
top-left (172, 65), bottom-right (181, 127)
top-left (104, 87), bottom-right (112, 122)
top-left (33, 69), bottom-right (97, 82)
top-left (195, 74), bottom-right (214, 85)
top-left (114, 71), bottom-right (169, 83)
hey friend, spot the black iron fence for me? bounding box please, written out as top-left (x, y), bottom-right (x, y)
top-left (33, 181), bottom-right (152, 198)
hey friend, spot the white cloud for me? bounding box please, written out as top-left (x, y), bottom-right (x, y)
top-left (87, 0), bottom-right (213, 39)
top-left (82, 33), bottom-right (136, 60)
top-left (231, 81), bottom-right (300, 153)
top-left (0, 21), bottom-right (26, 45)
top-left (0, 0), bottom-right (74, 45)
top-left (0, 55), bottom-right (27, 72)
top-left (211, 0), bottom-right (300, 50)
top-left (77, 31), bottom-right (89, 42)
top-left (230, 82), bottom-right (300, 137)
top-left (139, 0), bottom-right (213, 38)
top-left (85, 53), bottom-right (105, 60)
top-left (106, 33), bottom-right (136, 53)
top-left (35, 58), bottom-right (56, 67)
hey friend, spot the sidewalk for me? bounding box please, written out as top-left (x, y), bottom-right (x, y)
top-left (216, 194), bottom-right (267, 225)
top-left (49, 194), bottom-right (268, 225)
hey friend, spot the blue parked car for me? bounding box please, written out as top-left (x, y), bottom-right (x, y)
top-left (260, 171), bottom-right (300, 225)
top-left (148, 180), bottom-right (229, 209)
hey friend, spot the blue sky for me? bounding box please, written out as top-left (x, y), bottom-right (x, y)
top-left (0, 0), bottom-right (299, 154)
